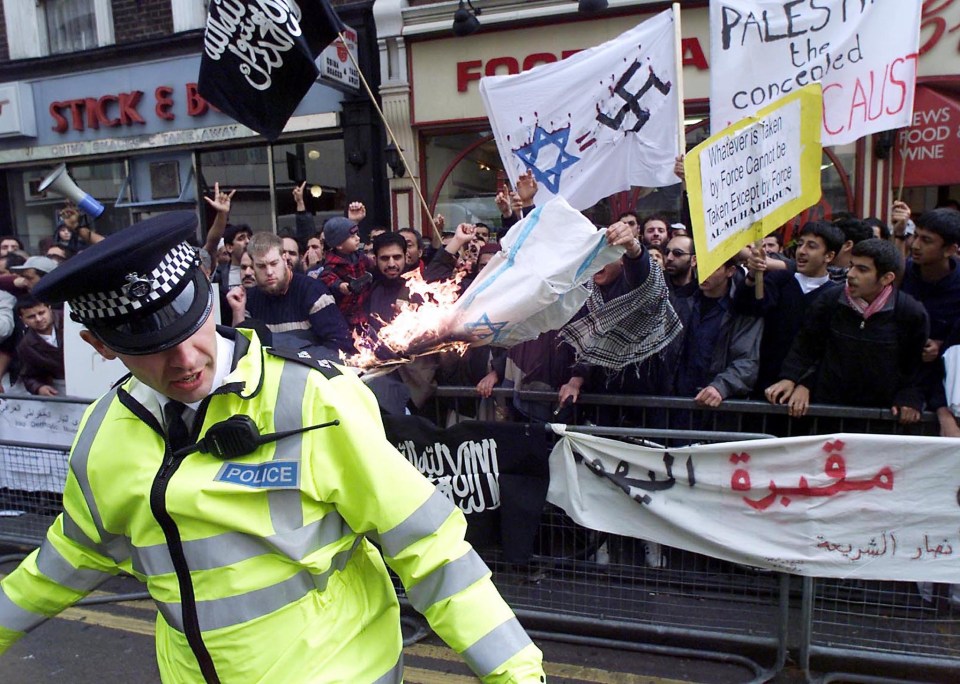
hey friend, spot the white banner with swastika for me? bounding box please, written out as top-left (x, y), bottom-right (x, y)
top-left (479, 8), bottom-right (681, 211)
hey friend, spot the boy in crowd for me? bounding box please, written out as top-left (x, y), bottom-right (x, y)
top-left (766, 238), bottom-right (928, 422)
top-left (321, 216), bottom-right (371, 331)
top-left (15, 295), bottom-right (64, 396)
top-left (734, 222), bottom-right (844, 395)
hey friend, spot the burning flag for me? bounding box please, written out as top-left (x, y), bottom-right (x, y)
top-left (343, 197), bottom-right (623, 373)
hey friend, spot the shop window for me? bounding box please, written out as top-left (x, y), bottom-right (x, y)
top-left (423, 131), bottom-right (514, 233)
top-left (272, 139), bottom-right (347, 235)
top-left (198, 137), bottom-right (346, 236)
top-left (44, 0), bottom-right (98, 54)
top-left (4, 0), bottom-right (114, 58)
top-left (199, 146), bottom-right (273, 233)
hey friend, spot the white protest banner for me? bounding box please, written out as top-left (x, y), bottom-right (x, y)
top-left (548, 429), bottom-right (960, 582)
top-left (479, 8), bottom-right (680, 210)
top-left (688, 84), bottom-right (822, 279)
top-left (0, 396), bottom-right (90, 494)
top-left (709, 0), bottom-right (921, 146)
top-left (448, 196), bottom-right (622, 348)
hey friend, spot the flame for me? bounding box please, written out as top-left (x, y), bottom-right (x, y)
top-left (342, 270), bottom-right (470, 370)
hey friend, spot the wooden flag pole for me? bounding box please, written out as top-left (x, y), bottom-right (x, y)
top-left (753, 237), bottom-right (765, 300)
top-left (672, 3), bottom-right (686, 159)
top-left (337, 32), bottom-right (439, 237)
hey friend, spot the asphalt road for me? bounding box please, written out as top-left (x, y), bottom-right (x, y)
top-left (0, 573), bottom-right (761, 683)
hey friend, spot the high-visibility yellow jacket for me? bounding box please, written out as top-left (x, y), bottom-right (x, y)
top-left (0, 329), bottom-right (544, 683)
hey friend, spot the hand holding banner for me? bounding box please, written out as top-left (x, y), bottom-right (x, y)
top-left (687, 84), bottom-right (823, 280)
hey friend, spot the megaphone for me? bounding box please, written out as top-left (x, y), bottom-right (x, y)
top-left (39, 163), bottom-right (104, 218)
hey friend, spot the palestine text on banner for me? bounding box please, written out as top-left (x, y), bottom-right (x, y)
top-left (687, 84), bottom-right (822, 280)
top-left (198, 0), bottom-right (346, 141)
top-left (709, 0), bottom-right (921, 147)
top-left (548, 428), bottom-right (960, 583)
top-left (479, 8), bottom-right (680, 211)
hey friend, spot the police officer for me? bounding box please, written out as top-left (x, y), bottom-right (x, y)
top-left (0, 213), bottom-right (545, 683)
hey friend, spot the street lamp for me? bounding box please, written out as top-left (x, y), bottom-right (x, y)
top-left (384, 141), bottom-right (406, 178)
top-left (452, 0), bottom-right (481, 37)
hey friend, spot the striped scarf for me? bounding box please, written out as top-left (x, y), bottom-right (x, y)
top-left (843, 283), bottom-right (893, 321)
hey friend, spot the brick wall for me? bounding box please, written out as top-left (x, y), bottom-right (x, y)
top-left (112, 0), bottom-right (174, 44)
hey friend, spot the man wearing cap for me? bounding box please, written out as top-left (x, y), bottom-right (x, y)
top-left (11, 255), bottom-right (59, 292)
top-left (0, 211), bottom-right (544, 683)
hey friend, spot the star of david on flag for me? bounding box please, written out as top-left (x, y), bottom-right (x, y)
top-left (514, 126), bottom-right (580, 194)
top-left (479, 8), bottom-right (681, 210)
top-left (464, 313), bottom-right (510, 342)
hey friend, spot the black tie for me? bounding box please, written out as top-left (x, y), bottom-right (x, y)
top-left (163, 401), bottom-right (192, 453)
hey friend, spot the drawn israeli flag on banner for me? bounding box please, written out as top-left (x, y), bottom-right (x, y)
top-left (479, 8), bottom-right (681, 210)
top-left (448, 196), bottom-right (622, 348)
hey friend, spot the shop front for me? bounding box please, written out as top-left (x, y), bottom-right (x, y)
top-left (0, 7), bottom-right (388, 252)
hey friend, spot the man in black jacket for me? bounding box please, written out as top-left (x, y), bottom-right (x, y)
top-left (15, 295), bottom-right (64, 396)
top-left (734, 221), bottom-right (844, 395)
top-left (766, 238), bottom-right (928, 422)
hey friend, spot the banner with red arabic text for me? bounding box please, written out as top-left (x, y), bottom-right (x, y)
top-left (548, 428), bottom-right (960, 582)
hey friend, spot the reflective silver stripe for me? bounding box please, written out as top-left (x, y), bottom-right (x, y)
top-left (132, 512), bottom-right (352, 577)
top-left (269, 361), bottom-right (310, 533)
top-left (61, 512), bottom-right (97, 549)
top-left (158, 541), bottom-right (359, 633)
top-left (63, 504), bottom-right (130, 563)
top-left (0, 586), bottom-right (47, 633)
top-left (461, 617), bottom-right (534, 679)
top-left (372, 652), bottom-right (403, 684)
top-left (68, 390), bottom-right (129, 562)
top-left (379, 489), bottom-right (455, 559)
top-left (62, 510), bottom-right (130, 565)
top-left (405, 550), bottom-right (490, 614)
top-left (35, 541), bottom-right (113, 593)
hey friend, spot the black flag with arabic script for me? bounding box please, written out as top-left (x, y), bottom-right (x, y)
top-left (198, 0), bottom-right (345, 141)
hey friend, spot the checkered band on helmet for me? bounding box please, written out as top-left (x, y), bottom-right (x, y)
top-left (69, 242), bottom-right (198, 322)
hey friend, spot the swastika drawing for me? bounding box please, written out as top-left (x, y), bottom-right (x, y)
top-left (596, 61), bottom-right (672, 133)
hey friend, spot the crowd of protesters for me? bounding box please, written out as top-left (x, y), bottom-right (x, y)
top-left (3, 171), bottom-right (960, 440)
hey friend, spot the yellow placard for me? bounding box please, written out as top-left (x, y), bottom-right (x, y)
top-left (687, 83), bottom-right (823, 279)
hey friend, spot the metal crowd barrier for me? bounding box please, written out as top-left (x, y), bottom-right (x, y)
top-left (0, 391), bottom-right (955, 683)
top-left (426, 387), bottom-right (955, 683)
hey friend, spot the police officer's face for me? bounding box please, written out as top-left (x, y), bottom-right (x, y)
top-left (82, 311), bottom-right (218, 404)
